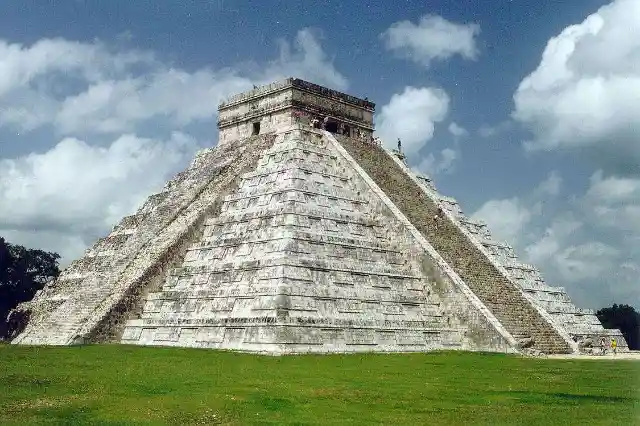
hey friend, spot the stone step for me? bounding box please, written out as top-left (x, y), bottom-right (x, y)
top-left (12, 133), bottom-right (281, 346)
top-left (337, 135), bottom-right (573, 354)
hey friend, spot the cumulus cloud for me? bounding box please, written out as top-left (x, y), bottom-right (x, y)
top-left (534, 171), bottom-right (563, 198)
top-left (523, 212), bottom-right (633, 308)
top-left (524, 215), bottom-right (582, 265)
top-left (375, 86), bottom-right (449, 155)
top-left (471, 172), bottom-right (564, 246)
top-left (417, 148), bottom-right (458, 176)
top-left (477, 120), bottom-right (513, 138)
top-left (0, 37), bottom-right (153, 98)
top-left (0, 38), bottom-right (156, 131)
top-left (448, 122), bottom-right (468, 138)
top-left (553, 242), bottom-right (620, 283)
top-left (264, 28), bottom-right (347, 90)
top-left (54, 70), bottom-right (253, 135)
top-left (381, 14), bottom-right (480, 67)
top-left (0, 28), bottom-right (346, 136)
top-left (472, 197), bottom-right (532, 245)
top-left (0, 133), bottom-right (197, 262)
top-left (513, 0), bottom-right (640, 173)
top-left (582, 170), bottom-right (640, 232)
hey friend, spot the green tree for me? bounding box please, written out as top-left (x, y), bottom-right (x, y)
top-left (0, 237), bottom-right (61, 339)
top-left (596, 304), bottom-right (640, 350)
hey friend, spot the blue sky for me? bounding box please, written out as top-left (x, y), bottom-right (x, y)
top-left (0, 0), bottom-right (638, 310)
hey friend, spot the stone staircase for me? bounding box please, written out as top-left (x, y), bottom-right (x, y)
top-left (336, 135), bottom-right (573, 354)
top-left (48, 283), bottom-right (117, 343)
top-left (120, 126), bottom-right (508, 353)
top-left (11, 134), bottom-right (276, 346)
top-left (409, 166), bottom-right (628, 351)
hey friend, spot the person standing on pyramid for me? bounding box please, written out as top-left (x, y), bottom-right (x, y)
top-left (397, 138), bottom-right (402, 153)
top-left (611, 338), bottom-right (617, 355)
top-left (433, 206), bottom-right (444, 230)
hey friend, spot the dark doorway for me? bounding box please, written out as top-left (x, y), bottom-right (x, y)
top-left (325, 121), bottom-right (338, 133)
top-left (252, 122), bottom-right (261, 135)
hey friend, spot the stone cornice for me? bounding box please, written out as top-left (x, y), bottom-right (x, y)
top-left (218, 78), bottom-right (375, 112)
top-left (217, 99), bottom-right (375, 130)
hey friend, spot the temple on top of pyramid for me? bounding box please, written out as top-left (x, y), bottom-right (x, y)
top-left (8, 78), bottom-right (627, 355)
top-left (217, 78), bottom-right (376, 145)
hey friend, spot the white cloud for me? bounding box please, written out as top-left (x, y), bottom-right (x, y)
top-left (525, 230), bottom-right (560, 266)
top-left (553, 242), bottom-right (619, 283)
top-left (0, 37), bottom-right (153, 98)
top-left (618, 262), bottom-right (640, 297)
top-left (471, 197), bottom-right (532, 245)
top-left (534, 171), bottom-right (563, 197)
top-left (448, 122), bottom-right (468, 138)
top-left (54, 70), bottom-right (253, 135)
top-left (0, 132), bottom-right (197, 263)
top-left (477, 120), bottom-right (512, 138)
top-left (381, 14), bottom-right (480, 67)
top-left (0, 38), bottom-right (156, 131)
top-left (582, 170), bottom-right (640, 232)
top-left (586, 170), bottom-right (640, 204)
top-left (264, 28), bottom-right (348, 90)
top-left (417, 148), bottom-right (458, 176)
top-left (525, 215), bottom-right (582, 265)
top-left (521, 212), bottom-right (633, 308)
top-left (0, 29), bottom-right (347, 136)
top-left (513, 0), bottom-right (640, 171)
top-left (471, 172), bottom-right (566, 246)
top-left (375, 86), bottom-right (449, 155)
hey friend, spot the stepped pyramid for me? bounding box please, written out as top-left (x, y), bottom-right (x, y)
top-left (9, 78), bottom-right (627, 354)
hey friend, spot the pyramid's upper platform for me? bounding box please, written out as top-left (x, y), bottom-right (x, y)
top-left (218, 78), bottom-right (375, 111)
top-left (217, 78), bottom-right (375, 145)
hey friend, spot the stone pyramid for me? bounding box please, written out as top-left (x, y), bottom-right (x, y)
top-left (9, 78), bottom-right (627, 355)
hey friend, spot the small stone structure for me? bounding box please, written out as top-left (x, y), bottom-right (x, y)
top-left (9, 78), bottom-right (627, 354)
top-left (218, 78), bottom-right (375, 146)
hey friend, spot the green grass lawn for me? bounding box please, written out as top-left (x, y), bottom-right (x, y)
top-left (0, 345), bottom-right (638, 425)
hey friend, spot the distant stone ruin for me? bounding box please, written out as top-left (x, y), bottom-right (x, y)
top-left (9, 78), bottom-right (628, 355)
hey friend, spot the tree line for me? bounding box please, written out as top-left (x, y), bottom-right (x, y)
top-left (0, 237), bottom-right (60, 339)
top-left (0, 236), bottom-right (638, 349)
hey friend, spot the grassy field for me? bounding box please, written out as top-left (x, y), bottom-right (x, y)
top-left (0, 345), bottom-right (638, 425)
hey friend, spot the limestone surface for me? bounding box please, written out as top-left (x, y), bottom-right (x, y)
top-left (9, 78), bottom-right (627, 354)
top-left (120, 126), bottom-right (513, 353)
top-left (11, 134), bottom-right (276, 345)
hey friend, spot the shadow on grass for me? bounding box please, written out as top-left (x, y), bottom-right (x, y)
top-left (496, 390), bottom-right (635, 405)
top-left (31, 405), bottom-right (114, 426)
top-left (1, 374), bottom-right (52, 388)
top-left (255, 396), bottom-right (296, 412)
top-left (130, 383), bottom-right (177, 396)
